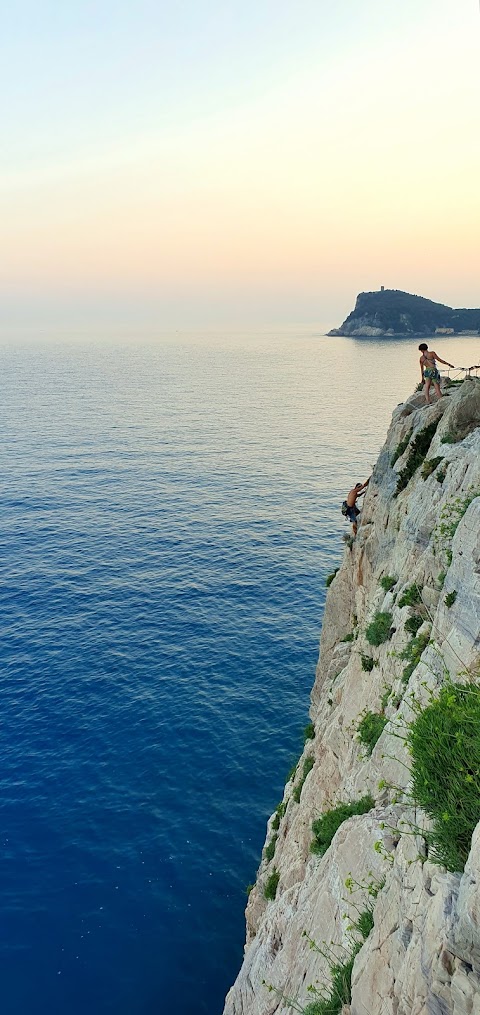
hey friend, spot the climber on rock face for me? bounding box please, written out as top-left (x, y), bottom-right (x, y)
top-left (345, 479), bottom-right (370, 536)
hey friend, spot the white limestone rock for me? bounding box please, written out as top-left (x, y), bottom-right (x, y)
top-left (223, 379), bottom-right (480, 1015)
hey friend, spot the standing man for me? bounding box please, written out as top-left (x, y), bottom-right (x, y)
top-left (418, 344), bottom-right (454, 404)
top-left (345, 478), bottom-right (370, 536)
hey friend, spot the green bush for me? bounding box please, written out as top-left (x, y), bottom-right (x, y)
top-left (391, 431), bottom-right (412, 466)
top-left (272, 802), bottom-right (286, 831)
top-left (293, 755), bottom-right (315, 803)
top-left (405, 614), bottom-right (424, 636)
top-left (380, 575), bottom-right (397, 592)
top-left (342, 632), bottom-right (354, 642)
top-left (356, 712), bottom-right (388, 755)
top-left (421, 456), bottom-right (444, 479)
top-left (310, 795), bottom-right (375, 856)
top-left (380, 686), bottom-right (391, 710)
top-left (304, 722), bottom-right (315, 741)
top-left (400, 630), bottom-right (430, 684)
top-left (264, 834), bottom-right (278, 863)
top-left (264, 868), bottom-right (280, 901)
top-left (436, 466), bottom-right (448, 484)
top-left (361, 654), bottom-right (376, 672)
top-left (408, 684), bottom-right (480, 872)
top-left (365, 612), bottom-right (393, 646)
top-left (325, 569), bottom-right (339, 587)
top-left (444, 590), bottom-right (457, 608)
top-left (441, 431), bottom-right (456, 444)
top-left (395, 420), bottom-right (440, 494)
top-left (399, 583), bottom-right (422, 608)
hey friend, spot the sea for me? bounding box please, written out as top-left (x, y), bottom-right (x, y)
top-left (1, 330), bottom-right (478, 1015)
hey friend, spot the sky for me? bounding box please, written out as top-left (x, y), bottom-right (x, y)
top-left (1, 0), bottom-right (479, 333)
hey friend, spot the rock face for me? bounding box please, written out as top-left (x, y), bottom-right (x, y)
top-left (223, 378), bottom-right (480, 1015)
top-left (328, 289), bottom-right (480, 337)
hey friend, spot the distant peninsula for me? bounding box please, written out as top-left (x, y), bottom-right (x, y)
top-left (328, 288), bottom-right (480, 337)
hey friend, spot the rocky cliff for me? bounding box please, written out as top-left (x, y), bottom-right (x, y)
top-left (328, 290), bottom-right (480, 337)
top-left (223, 377), bottom-right (480, 1015)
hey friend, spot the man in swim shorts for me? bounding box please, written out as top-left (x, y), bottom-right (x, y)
top-left (418, 343), bottom-right (454, 404)
top-left (345, 478), bottom-right (370, 536)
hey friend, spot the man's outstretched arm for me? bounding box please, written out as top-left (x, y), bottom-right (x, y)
top-left (432, 351), bottom-right (454, 368)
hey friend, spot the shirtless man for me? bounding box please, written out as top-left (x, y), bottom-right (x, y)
top-left (345, 478), bottom-right (370, 536)
top-left (418, 344), bottom-right (454, 404)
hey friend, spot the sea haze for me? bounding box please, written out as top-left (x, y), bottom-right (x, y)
top-left (1, 331), bottom-right (478, 1015)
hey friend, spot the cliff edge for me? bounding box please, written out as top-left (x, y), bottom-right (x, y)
top-left (223, 377), bottom-right (480, 1015)
top-left (328, 289), bottom-right (480, 337)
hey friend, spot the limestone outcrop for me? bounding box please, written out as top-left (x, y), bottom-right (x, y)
top-left (223, 378), bottom-right (480, 1015)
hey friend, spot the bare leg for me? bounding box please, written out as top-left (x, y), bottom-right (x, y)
top-left (423, 379), bottom-right (432, 404)
top-left (353, 521), bottom-right (358, 536)
top-left (433, 381), bottom-right (442, 400)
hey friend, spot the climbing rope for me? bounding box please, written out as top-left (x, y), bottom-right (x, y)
top-left (443, 365), bottom-right (479, 380)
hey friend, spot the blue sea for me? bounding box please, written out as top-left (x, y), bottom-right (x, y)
top-left (1, 330), bottom-right (477, 1015)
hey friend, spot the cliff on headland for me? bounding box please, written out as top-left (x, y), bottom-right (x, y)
top-left (223, 377), bottom-right (480, 1015)
top-left (328, 289), bottom-right (480, 337)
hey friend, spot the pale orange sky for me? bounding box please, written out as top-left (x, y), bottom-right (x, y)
top-left (1, 0), bottom-right (479, 332)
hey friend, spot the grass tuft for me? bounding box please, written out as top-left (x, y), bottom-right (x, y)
top-left (293, 755), bottom-right (315, 803)
top-left (400, 630), bottom-right (430, 684)
top-left (286, 760), bottom-right (298, 782)
top-left (390, 431), bottom-right (412, 466)
top-left (325, 569), bottom-right (339, 587)
top-left (310, 796), bottom-right (374, 856)
top-left (264, 834), bottom-right (278, 863)
top-left (380, 686), bottom-right (391, 711)
top-left (356, 712), bottom-right (388, 755)
top-left (352, 908), bottom-right (375, 940)
top-left (264, 868), bottom-right (280, 901)
top-left (271, 801), bottom-right (286, 831)
top-left (444, 590), bottom-right (457, 608)
top-left (421, 456), bottom-right (444, 479)
top-left (301, 903), bottom-right (375, 1014)
top-left (302, 950), bottom-right (359, 1015)
top-left (361, 654), bottom-right (376, 672)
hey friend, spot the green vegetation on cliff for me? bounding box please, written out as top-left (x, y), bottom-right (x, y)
top-left (408, 683), bottom-right (480, 872)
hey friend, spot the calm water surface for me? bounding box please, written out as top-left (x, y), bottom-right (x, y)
top-left (1, 331), bottom-right (478, 1014)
